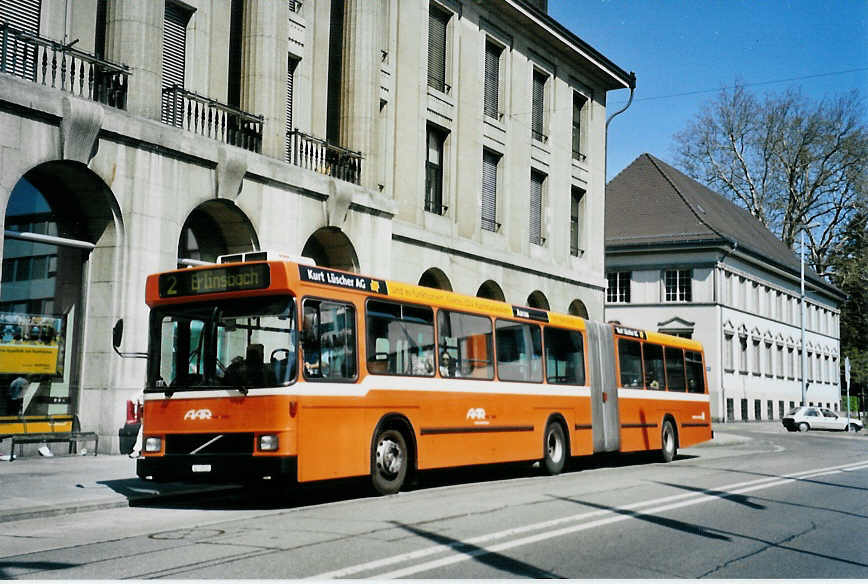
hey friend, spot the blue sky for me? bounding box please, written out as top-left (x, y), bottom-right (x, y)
top-left (548, 0), bottom-right (868, 181)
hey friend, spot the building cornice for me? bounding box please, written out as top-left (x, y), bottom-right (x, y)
top-left (505, 0), bottom-right (635, 91)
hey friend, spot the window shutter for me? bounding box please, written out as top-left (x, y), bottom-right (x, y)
top-left (483, 42), bottom-right (500, 119)
top-left (570, 188), bottom-right (582, 255)
top-left (531, 70), bottom-right (546, 141)
top-left (161, 2), bottom-right (191, 126)
top-left (529, 171), bottom-right (544, 244)
top-left (427, 8), bottom-right (448, 92)
top-left (572, 93), bottom-right (587, 159)
top-left (0, 0), bottom-right (41, 80)
top-left (481, 150), bottom-right (498, 231)
top-left (286, 56), bottom-right (298, 161)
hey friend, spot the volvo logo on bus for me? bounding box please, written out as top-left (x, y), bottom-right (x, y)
top-left (184, 408), bottom-right (213, 421)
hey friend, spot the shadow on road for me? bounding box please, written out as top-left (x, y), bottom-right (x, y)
top-left (104, 451), bottom-right (699, 512)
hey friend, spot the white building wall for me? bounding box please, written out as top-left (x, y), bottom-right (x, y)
top-left (606, 253), bottom-right (841, 422)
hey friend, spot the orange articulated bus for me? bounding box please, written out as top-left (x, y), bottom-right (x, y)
top-left (136, 252), bottom-right (712, 494)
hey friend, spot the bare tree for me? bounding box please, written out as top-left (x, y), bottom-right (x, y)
top-left (674, 85), bottom-right (867, 278)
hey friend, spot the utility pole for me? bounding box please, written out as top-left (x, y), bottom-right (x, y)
top-left (800, 230), bottom-right (807, 406)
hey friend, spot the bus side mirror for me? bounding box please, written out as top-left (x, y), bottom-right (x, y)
top-left (113, 319), bottom-right (124, 350)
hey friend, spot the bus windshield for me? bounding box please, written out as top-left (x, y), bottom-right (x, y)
top-left (148, 296), bottom-right (297, 391)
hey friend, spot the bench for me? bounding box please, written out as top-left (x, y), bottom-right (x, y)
top-left (0, 414), bottom-right (98, 460)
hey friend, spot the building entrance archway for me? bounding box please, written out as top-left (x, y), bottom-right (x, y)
top-left (419, 267), bottom-right (452, 291)
top-left (178, 200), bottom-right (259, 266)
top-left (302, 227), bottom-right (359, 272)
top-left (2, 161), bottom-right (119, 420)
top-left (477, 280), bottom-right (505, 302)
top-left (568, 299), bottom-right (589, 319)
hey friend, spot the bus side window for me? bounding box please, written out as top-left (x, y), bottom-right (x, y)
top-left (437, 310), bottom-right (493, 379)
top-left (544, 327), bottom-right (585, 385)
top-left (665, 347), bottom-right (686, 391)
top-left (366, 300), bottom-right (434, 377)
top-left (303, 300), bottom-right (356, 380)
top-left (617, 339), bottom-right (643, 388)
top-left (685, 350), bottom-right (705, 393)
top-left (495, 319), bottom-right (542, 382)
top-left (643, 343), bottom-right (665, 390)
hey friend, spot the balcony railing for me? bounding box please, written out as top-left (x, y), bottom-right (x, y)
top-left (0, 22), bottom-right (129, 109)
top-left (286, 130), bottom-right (362, 185)
top-left (162, 85), bottom-right (263, 153)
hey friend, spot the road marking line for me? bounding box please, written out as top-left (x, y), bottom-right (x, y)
top-left (376, 465), bottom-right (861, 579)
top-left (310, 458), bottom-right (868, 579)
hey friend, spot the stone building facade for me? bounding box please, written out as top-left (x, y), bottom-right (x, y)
top-left (0, 0), bottom-right (633, 451)
top-left (605, 155), bottom-right (844, 423)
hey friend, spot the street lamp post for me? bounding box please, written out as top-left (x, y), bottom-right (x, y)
top-left (800, 230), bottom-right (807, 407)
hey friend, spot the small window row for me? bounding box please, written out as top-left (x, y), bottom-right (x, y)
top-left (300, 297), bottom-right (587, 386)
top-left (617, 338), bottom-right (705, 394)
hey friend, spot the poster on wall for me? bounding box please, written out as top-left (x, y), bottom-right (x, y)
top-left (0, 312), bottom-right (65, 376)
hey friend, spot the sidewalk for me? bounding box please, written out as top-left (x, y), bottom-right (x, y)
top-left (0, 454), bottom-right (240, 523)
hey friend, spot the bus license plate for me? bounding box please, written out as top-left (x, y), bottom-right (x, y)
top-left (192, 464), bottom-right (212, 473)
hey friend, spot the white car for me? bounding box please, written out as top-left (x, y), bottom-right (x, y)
top-left (782, 406), bottom-right (863, 433)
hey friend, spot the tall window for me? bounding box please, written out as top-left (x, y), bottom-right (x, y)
top-left (94, 0), bottom-right (107, 59)
top-left (427, 4), bottom-right (450, 93)
top-left (570, 187), bottom-right (585, 256)
top-left (425, 125), bottom-right (447, 215)
top-left (483, 41), bottom-right (502, 120)
top-left (1, 0), bottom-right (40, 80)
top-left (161, 1), bottom-right (193, 126)
top-left (529, 170), bottom-right (546, 245)
top-left (531, 69), bottom-right (547, 142)
top-left (606, 272), bottom-right (631, 303)
top-left (481, 150), bottom-right (499, 232)
top-left (228, 0), bottom-right (245, 108)
top-left (572, 92), bottom-right (588, 161)
top-left (723, 332), bottom-right (734, 371)
top-left (664, 269), bottom-right (692, 302)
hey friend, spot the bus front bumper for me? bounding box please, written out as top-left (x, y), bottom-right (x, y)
top-left (137, 454), bottom-right (297, 482)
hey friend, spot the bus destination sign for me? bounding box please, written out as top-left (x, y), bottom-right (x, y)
top-left (512, 306), bottom-right (549, 323)
top-left (158, 264), bottom-right (270, 298)
top-left (299, 266), bottom-right (388, 295)
top-left (613, 325), bottom-right (646, 339)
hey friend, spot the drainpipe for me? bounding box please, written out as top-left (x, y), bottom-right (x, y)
top-left (604, 72), bottom-right (636, 183)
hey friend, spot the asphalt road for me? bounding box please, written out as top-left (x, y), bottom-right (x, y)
top-left (1, 423), bottom-right (866, 579)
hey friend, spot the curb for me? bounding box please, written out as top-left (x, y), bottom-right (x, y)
top-left (0, 483), bottom-right (242, 523)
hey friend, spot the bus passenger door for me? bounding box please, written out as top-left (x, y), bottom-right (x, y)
top-left (586, 322), bottom-right (620, 453)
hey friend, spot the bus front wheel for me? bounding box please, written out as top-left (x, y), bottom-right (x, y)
top-left (371, 428), bottom-right (408, 495)
top-left (542, 421), bottom-right (566, 475)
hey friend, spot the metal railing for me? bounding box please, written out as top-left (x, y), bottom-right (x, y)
top-left (162, 85), bottom-right (263, 153)
top-left (286, 130), bottom-right (363, 185)
top-left (0, 22), bottom-right (129, 109)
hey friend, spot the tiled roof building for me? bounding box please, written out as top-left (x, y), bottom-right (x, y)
top-left (605, 154), bottom-right (843, 422)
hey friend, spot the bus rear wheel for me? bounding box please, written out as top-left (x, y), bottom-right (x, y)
top-left (371, 428), bottom-right (408, 495)
top-left (660, 420), bottom-right (677, 463)
top-left (542, 421), bottom-right (566, 475)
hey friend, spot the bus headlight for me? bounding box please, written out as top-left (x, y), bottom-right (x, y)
top-left (144, 437), bottom-right (162, 453)
top-left (259, 434), bottom-right (278, 451)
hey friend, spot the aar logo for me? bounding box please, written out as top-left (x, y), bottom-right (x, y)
top-left (184, 408), bottom-right (213, 421)
top-left (466, 408), bottom-right (489, 424)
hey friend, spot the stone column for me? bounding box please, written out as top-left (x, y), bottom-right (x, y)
top-left (241, 0), bottom-right (288, 159)
top-left (103, 0), bottom-right (164, 120)
top-left (340, 0), bottom-right (378, 189)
